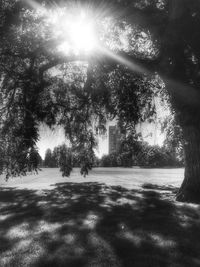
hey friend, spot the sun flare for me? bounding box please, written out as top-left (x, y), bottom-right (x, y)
top-left (49, 9), bottom-right (97, 55)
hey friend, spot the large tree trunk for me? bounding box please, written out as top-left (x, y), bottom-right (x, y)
top-left (161, 0), bottom-right (200, 203)
top-left (164, 79), bottom-right (200, 203)
top-left (176, 122), bottom-right (200, 203)
top-left (164, 77), bottom-right (200, 203)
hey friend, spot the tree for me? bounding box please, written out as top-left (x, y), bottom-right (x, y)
top-left (43, 145), bottom-right (73, 174)
top-left (162, 113), bottom-right (184, 166)
top-left (100, 153), bottom-right (119, 167)
top-left (28, 147), bottom-right (43, 171)
top-left (57, 145), bottom-right (73, 177)
top-left (1, 0), bottom-right (200, 202)
top-left (44, 149), bottom-right (55, 167)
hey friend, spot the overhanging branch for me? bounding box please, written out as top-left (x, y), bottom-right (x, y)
top-left (39, 49), bottom-right (161, 78)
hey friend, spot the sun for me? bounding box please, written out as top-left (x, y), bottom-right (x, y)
top-left (49, 9), bottom-right (97, 55)
top-left (67, 11), bottom-right (96, 53)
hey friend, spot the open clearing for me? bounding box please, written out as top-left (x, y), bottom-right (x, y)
top-left (0, 167), bottom-right (184, 190)
top-left (1, 167), bottom-right (200, 267)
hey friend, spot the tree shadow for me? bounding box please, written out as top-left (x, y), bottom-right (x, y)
top-left (0, 182), bottom-right (200, 266)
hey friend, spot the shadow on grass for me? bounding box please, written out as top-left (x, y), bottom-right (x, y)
top-left (0, 182), bottom-right (200, 267)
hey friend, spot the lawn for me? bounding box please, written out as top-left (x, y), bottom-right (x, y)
top-left (0, 168), bottom-right (200, 267)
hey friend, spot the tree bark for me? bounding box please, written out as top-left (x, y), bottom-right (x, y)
top-left (164, 79), bottom-right (200, 203)
top-left (176, 122), bottom-right (200, 203)
top-left (160, 0), bottom-right (200, 203)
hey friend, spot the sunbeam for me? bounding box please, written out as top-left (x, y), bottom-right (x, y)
top-left (98, 46), bottom-right (149, 75)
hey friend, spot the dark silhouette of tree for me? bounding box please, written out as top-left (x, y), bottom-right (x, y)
top-left (27, 147), bottom-right (43, 171)
top-left (44, 149), bottom-right (54, 168)
top-left (100, 153), bottom-right (119, 167)
top-left (57, 145), bottom-right (73, 177)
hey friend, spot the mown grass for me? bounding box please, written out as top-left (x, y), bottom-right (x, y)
top-left (0, 181), bottom-right (200, 267)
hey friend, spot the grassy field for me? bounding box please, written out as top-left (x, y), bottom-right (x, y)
top-left (0, 167), bottom-right (200, 267)
top-left (0, 167), bottom-right (184, 190)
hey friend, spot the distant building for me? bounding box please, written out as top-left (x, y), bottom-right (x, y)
top-left (108, 126), bottom-right (122, 154)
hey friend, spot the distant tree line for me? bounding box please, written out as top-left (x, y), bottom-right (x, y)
top-left (99, 144), bottom-right (184, 168)
top-left (44, 135), bottom-right (184, 170)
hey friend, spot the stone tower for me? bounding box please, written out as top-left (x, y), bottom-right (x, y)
top-left (108, 126), bottom-right (121, 154)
